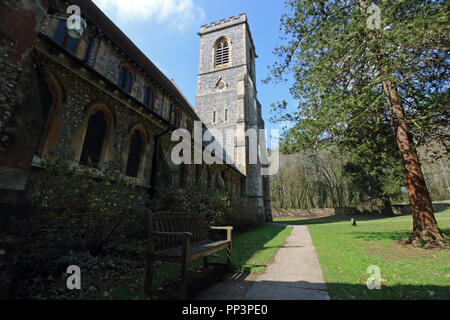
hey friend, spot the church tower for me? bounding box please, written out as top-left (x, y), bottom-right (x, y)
top-left (195, 13), bottom-right (271, 220)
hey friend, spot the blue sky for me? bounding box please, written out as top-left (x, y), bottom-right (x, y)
top-left (92, 0), bottom-right (296, 134)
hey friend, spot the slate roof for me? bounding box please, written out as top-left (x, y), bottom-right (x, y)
top-left (67, 0), bottom-right (199, 120)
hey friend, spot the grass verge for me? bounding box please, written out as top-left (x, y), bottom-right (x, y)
top-left (274, 209), bottom-right (450, 299)
top-left (209, 223), bottom-right (292, 273)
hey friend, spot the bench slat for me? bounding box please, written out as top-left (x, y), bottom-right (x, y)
top-left (197, 218), bottom-right (203, 239)
top-left (149, 212), bottom-right (227, 252)
top-left (181, 218), bottom-right (188, 235)
top-left (158, 219), bottom-right (167, 248)
top-left (162, 219), bottom-right (171, 247)
top-left (156, 239), bottom-right (230, 260)
top-left (188, 219), bottom-right (195, 238)
top-left (169, 219), bottom-right (176, 247)
top-left (193, 218), bottom-right (200, 240)
top-left (201, 216), bottom-right (207, 239)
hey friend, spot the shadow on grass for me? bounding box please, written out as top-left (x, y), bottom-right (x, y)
top-left (323, 282), bottom-right (449, 300)
top-left (195, 278), bottom-right (449, 300)
top-left (349, 228), bottom-right (450, 242)
top-left (274, 209), bottom-right (450, 227)
top-left (350, 231), bottom-right (411, 241)
top-left (273, 214), bottom-right (408, 226)
top-left (209, 223), bottom-right (289, 272)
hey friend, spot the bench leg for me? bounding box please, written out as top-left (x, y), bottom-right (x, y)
top-left (226, 243), bottom-right (232, 270)
top-left (180, 238), bottom-right (190, 300)
top-left (180, 259), bottom-right (189, 300)
top-left (144, 260), bottom-right (154, 298)
top-left (203, 257), bottom-right (208, 269)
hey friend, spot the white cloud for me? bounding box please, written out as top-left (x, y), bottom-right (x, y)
top-left (93, 0), bottom-right (205, 31)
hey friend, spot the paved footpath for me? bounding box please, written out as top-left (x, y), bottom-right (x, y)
top-left (194, 225), bottom-right (330, 300)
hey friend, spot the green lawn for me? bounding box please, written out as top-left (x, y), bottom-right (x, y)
top-left (210, 224), bottom-right (293, 273)
top-left (81, 223), bottom-right (292, 299)
top-left (274, 209), bottom-right (450, 299)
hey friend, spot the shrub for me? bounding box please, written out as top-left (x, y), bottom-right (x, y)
top-left (149, 183), bottom-right (264, 232)
top-left (6, 159), bottom-right (148, 298)
top-left (149, 182), bottom-right (230, 225)
top-left (28, 159), bottom-right (145, 254)
top-left (218, 204), bottom-right (265, 232)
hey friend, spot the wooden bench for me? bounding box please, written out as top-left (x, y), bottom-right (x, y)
top-left (144, 212), bottom-right (233, 299)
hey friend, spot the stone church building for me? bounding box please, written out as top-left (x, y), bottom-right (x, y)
top-left (0, 0), bottom-right (272, 221)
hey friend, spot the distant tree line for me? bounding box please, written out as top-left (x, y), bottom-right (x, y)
top-left (270, 147), bottom-right (449, 210)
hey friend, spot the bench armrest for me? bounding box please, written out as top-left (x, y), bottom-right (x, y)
top-left (210, 226), bottom-right (233, 230)
top-left (210, 226), bottom-right (233, 241)
top-left (149, 231), bottom-right (193, 238)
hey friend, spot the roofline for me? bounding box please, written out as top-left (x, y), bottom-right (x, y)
top-left (38, 32), bottom-right (174, 128)
top-left (67, 0), bottom-right (199, 120)
top-left (170, 79), bottom-right (196, 111)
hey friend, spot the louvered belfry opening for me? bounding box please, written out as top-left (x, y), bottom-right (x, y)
top-left (215, 39), bottom-right (229, 68)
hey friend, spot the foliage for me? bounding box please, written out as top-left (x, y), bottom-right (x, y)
top-left (266, 0), bottom-right (449, 211)
top-left (271, 147), bottom-right (448, 210)
top-left (148, 182), bottom-right (231, 225)
top-left (149, 182), bottom-right (264, 231)
top-left (267, 0), bottom-right (449, 146)
top-left (217, 204), bottom-right (266, 232)
top-left (13, 246), bottom-right (148, 300)
top-left (28, 159), bottom-right (144, 254)
top-left (8, 159), bottom-right (147, 298)
top-left (271, 148), bottom-right (402, 209)
top-left (271, 149), bottom-right (348, 208)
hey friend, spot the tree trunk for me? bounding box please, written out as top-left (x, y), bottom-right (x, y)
top-left (380, 79), bottom-right (448, 247)
top-left (357, 0), bottom-right (448, 247)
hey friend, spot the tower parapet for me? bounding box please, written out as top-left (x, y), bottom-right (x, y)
top-left (199, 13), bottom-right (247, 35)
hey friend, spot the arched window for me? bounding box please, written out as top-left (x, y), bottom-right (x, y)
top-left (38, 75), bottom-right (53, 122)
top-left (118, 66), bottom-right (133, 93)
top-left (54, 20), bottom-right (80, 54)
top-left (125, 129), bottom-right (144, 177)
top-left (79, 110), bottom-right (107, 165)
top-left (215, 38), bottom-right (229, 68)
top-left (143, 86), bottom-right (155, 109)
top-left (72, 104), bottom-right (114, 167)
top-left (36, 73), bottom-right (64, 159)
